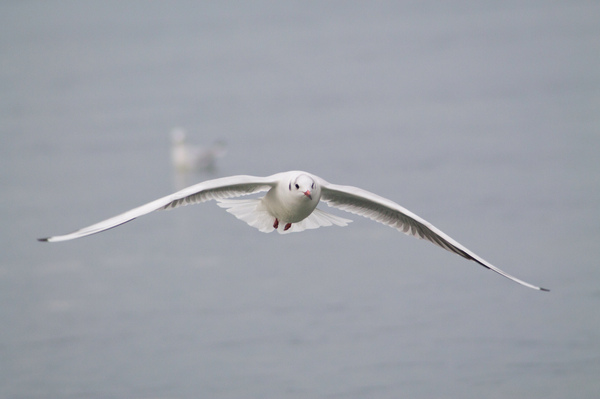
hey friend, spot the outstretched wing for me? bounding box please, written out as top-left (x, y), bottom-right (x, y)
top-left (39, 174), bottom-right (280, 242)
top-left (319, 180), bottom-right (549, 291)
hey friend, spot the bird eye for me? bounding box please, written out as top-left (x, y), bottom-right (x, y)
top-left (295, 184), bottom-right (300, 189)
top-left (311, 183), bottom-right (314, 189)
top-left (289, 183), bottom-right (291, 190)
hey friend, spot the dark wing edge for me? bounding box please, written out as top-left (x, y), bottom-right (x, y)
top-left (38, 174), bottom-right (277, 242)
top-left (320, 182), bottom-right (549, 291)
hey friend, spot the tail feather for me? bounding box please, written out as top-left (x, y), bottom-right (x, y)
top-left (217, 198), bottom-right (274, 232)
top-left (216, 198), bottom-right (352, 234)
top-left (283, 208), bottom-right (352, 234)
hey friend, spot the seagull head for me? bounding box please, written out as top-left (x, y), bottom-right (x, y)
top-left (170, 127), bottom-right (187, 144)
top-left (288, 173), bottom-right (319, 201)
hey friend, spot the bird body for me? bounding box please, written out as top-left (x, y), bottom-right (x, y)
top-left (264, 173), bottom-right (319, 223)
top-left (39, 170), bottom-right (548, 291)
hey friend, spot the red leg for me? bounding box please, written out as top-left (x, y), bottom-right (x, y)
top-left (284, 223), bottom-right (292, 231)
top-left (273, 218), bottom-right (279, 229)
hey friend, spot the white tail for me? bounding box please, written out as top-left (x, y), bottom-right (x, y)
top-left (217, 198), bottom-right (352, 234)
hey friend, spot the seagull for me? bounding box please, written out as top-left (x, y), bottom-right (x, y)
top-left (38, 170), bottom-right (549, 291)
top-left (171, 128), bottom-right (227, 172)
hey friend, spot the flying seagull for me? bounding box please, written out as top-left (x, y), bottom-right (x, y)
top-left (38, 170), bottom-right (549, 291)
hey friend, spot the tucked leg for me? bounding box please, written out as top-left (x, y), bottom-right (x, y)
top-left (273, 218), bottom-right (279, 229)
top-left (284, 223), bottom-right (292, 231)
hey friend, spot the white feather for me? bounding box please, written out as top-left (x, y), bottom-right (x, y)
top-left (39, 170), bottom-right (548, 291)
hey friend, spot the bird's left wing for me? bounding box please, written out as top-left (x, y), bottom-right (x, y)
top-left (319, 179), bottom-right (549, 291)
top-left (39, 174), bottom-right (279, 242)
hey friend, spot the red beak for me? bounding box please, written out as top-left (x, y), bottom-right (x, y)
top-left (304, 190), bottom-right (312, 200)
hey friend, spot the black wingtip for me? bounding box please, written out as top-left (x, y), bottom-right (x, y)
top-left (37, 237), bottom-right (49, 242)
top-left (540, 287), bottom-right (550, 292)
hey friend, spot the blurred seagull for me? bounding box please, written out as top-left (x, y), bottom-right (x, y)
top-left (38, 170), bottom-right (549, 291)
top-left (170, 127), bottom-right (227, 172)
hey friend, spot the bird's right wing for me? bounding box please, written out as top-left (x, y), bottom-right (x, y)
top-left (39, 174), bottom-right (280, 242)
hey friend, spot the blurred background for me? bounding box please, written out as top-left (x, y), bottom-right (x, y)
top-left (1, 1), bottom-right (599, 398)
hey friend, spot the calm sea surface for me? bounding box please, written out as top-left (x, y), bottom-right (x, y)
top-left (1, 1), bottom-right (599, 398)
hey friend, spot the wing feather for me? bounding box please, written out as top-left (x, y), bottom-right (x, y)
top-left (319, 180), bottom-right (548, 291)
top-left (39, 174), bottom-right (278, 242)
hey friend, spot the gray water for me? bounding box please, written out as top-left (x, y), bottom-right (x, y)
top-left (2, 1), bottom-right (599, 398)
